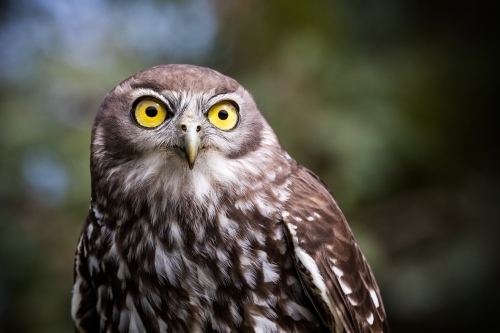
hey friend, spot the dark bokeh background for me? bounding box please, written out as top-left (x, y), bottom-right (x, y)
top-left (0, 0), bottom-right (498, 332)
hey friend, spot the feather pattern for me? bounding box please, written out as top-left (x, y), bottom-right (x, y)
top-left (281, 164), bottom-right (389, 333)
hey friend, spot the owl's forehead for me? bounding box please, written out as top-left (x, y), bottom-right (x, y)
top-left (114, 64), bottom-right (240, 98)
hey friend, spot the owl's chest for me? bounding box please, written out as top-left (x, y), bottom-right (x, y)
top-left (87, 205), bottom-right (322, 332)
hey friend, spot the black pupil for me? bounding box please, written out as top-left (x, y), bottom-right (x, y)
top-left (218, 110), bottom-right (229, 120)
top-left (145, 106), bottom-right (158, 117)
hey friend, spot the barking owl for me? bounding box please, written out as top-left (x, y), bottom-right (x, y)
top-left (72, 64), bottom-right (389, 333)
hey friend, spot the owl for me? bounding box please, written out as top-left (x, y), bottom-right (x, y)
top-left (72, 64), bottom-right (389, 333)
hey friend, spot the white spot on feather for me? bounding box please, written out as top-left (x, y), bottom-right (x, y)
top-left (331, 265), bottom-right (343, 277)
top-left (71, 276), bottom-right (83, 321)
top-left (235, 199), bottom-right (254, 213)
top-left (197, 266), bottom-right (215, 288)
top-left (243, 267), bottom-right (257, 288)
top-left (252, 293), bottom-right (268, 306)
top-left (168, 221), bottom-right (183, 245)
top-left (339, 278), bottom-right (352, 295)
top-left (252, 314), bottom-right (278, 333)
top-left (118, 308), bottom-right (130, 332)
top-left (307, 216), bottom-right (314, 221)
top-left (370, 288), bottom-right (380, 308)
top-left (117, 260), bottom-right (130, 280)
top-left (158, 319), bottom-right (168, 333)
top-left (266, 171), bottom-right (276, 181)
top-left (218, 212), bottom-right (239, 238)
top-left (271, 186), bottom-right (290, 202)
top-left (93, 206), bottom-right (102, 220)
top-left (348, 296), bottom-right (358, 306)
top-left (236, 237), bottom-right (252, 253)
top-left (273, 226), bottom-right (283, 240)
top-left (86, 223), bottom-right (94, 237)
top-left (367, 311), bottom-right (374, 325)
top-left (216, 248), bottom-right (230, 267)
top-left (256, 250), bottom-right (268, 262)
top-left (262, 262), bottom-right (280, 283)
top-left (154, 247), bottom-right (182, 286)
top-left (139, 295), bottom-right (155, 317)
top-left (88, 255), bottom-right (99, 275)
top-left (253, 228), bottom-right (266, 245)
top-left (283, 301), bottom-right (314, 321)
top-left (230, 302), bottom-right (242, 325)
top-left (285, 222), bottom-right (344, 333)
top-left (240, 254), bottom-right (251, 266)
top-left (254, 196), bottom-right (272, 217)
top-left (125, 294), bottom-right (145, 332)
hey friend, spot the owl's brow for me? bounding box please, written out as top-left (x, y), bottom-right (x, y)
top-left (206, 92), bottom-right (242, 108)
top-left (128, 88), bottom-right (183, 115)
top-left (129, 88), bottom-right (169, 105)
top-left (208, 91), bottom-right (239, 100)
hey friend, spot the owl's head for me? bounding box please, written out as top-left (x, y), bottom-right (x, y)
top-left (90, 65), bottom-right (285, 204)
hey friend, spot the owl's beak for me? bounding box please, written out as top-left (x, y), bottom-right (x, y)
top-left (183, 125), bottom-right (200, 170)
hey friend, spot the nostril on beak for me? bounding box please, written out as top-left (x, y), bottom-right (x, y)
top-left (180, 124), bottom-right (201, 132)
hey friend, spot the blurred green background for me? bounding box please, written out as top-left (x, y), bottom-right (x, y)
top-left (0, 0), bottom-right (498, 332)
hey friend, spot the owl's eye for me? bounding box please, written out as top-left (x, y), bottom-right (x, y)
top-left (207, 101), bottom-right (239, 130)
top-left (133, 97), bottom-right (168, 128)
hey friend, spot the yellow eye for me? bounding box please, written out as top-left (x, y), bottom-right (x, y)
top-left (207, 101), bottom-right (239, 130)
top-left (133, 97), bottom-right (168, 128)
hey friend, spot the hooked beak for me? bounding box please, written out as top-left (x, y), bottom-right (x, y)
top-left (182, 123), bottom-right (201, 170)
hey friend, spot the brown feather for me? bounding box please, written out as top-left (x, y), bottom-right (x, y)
top-left (282, 163), bottom-right (389, 333)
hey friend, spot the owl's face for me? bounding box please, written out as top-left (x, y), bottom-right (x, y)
top-left (91, 65), bottom-right (283, 206)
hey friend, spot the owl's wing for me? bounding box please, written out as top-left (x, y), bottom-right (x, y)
top-left (282, 165), bottom-right (389, 333)
top-left (72, 215), bottom-right (99, 332)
